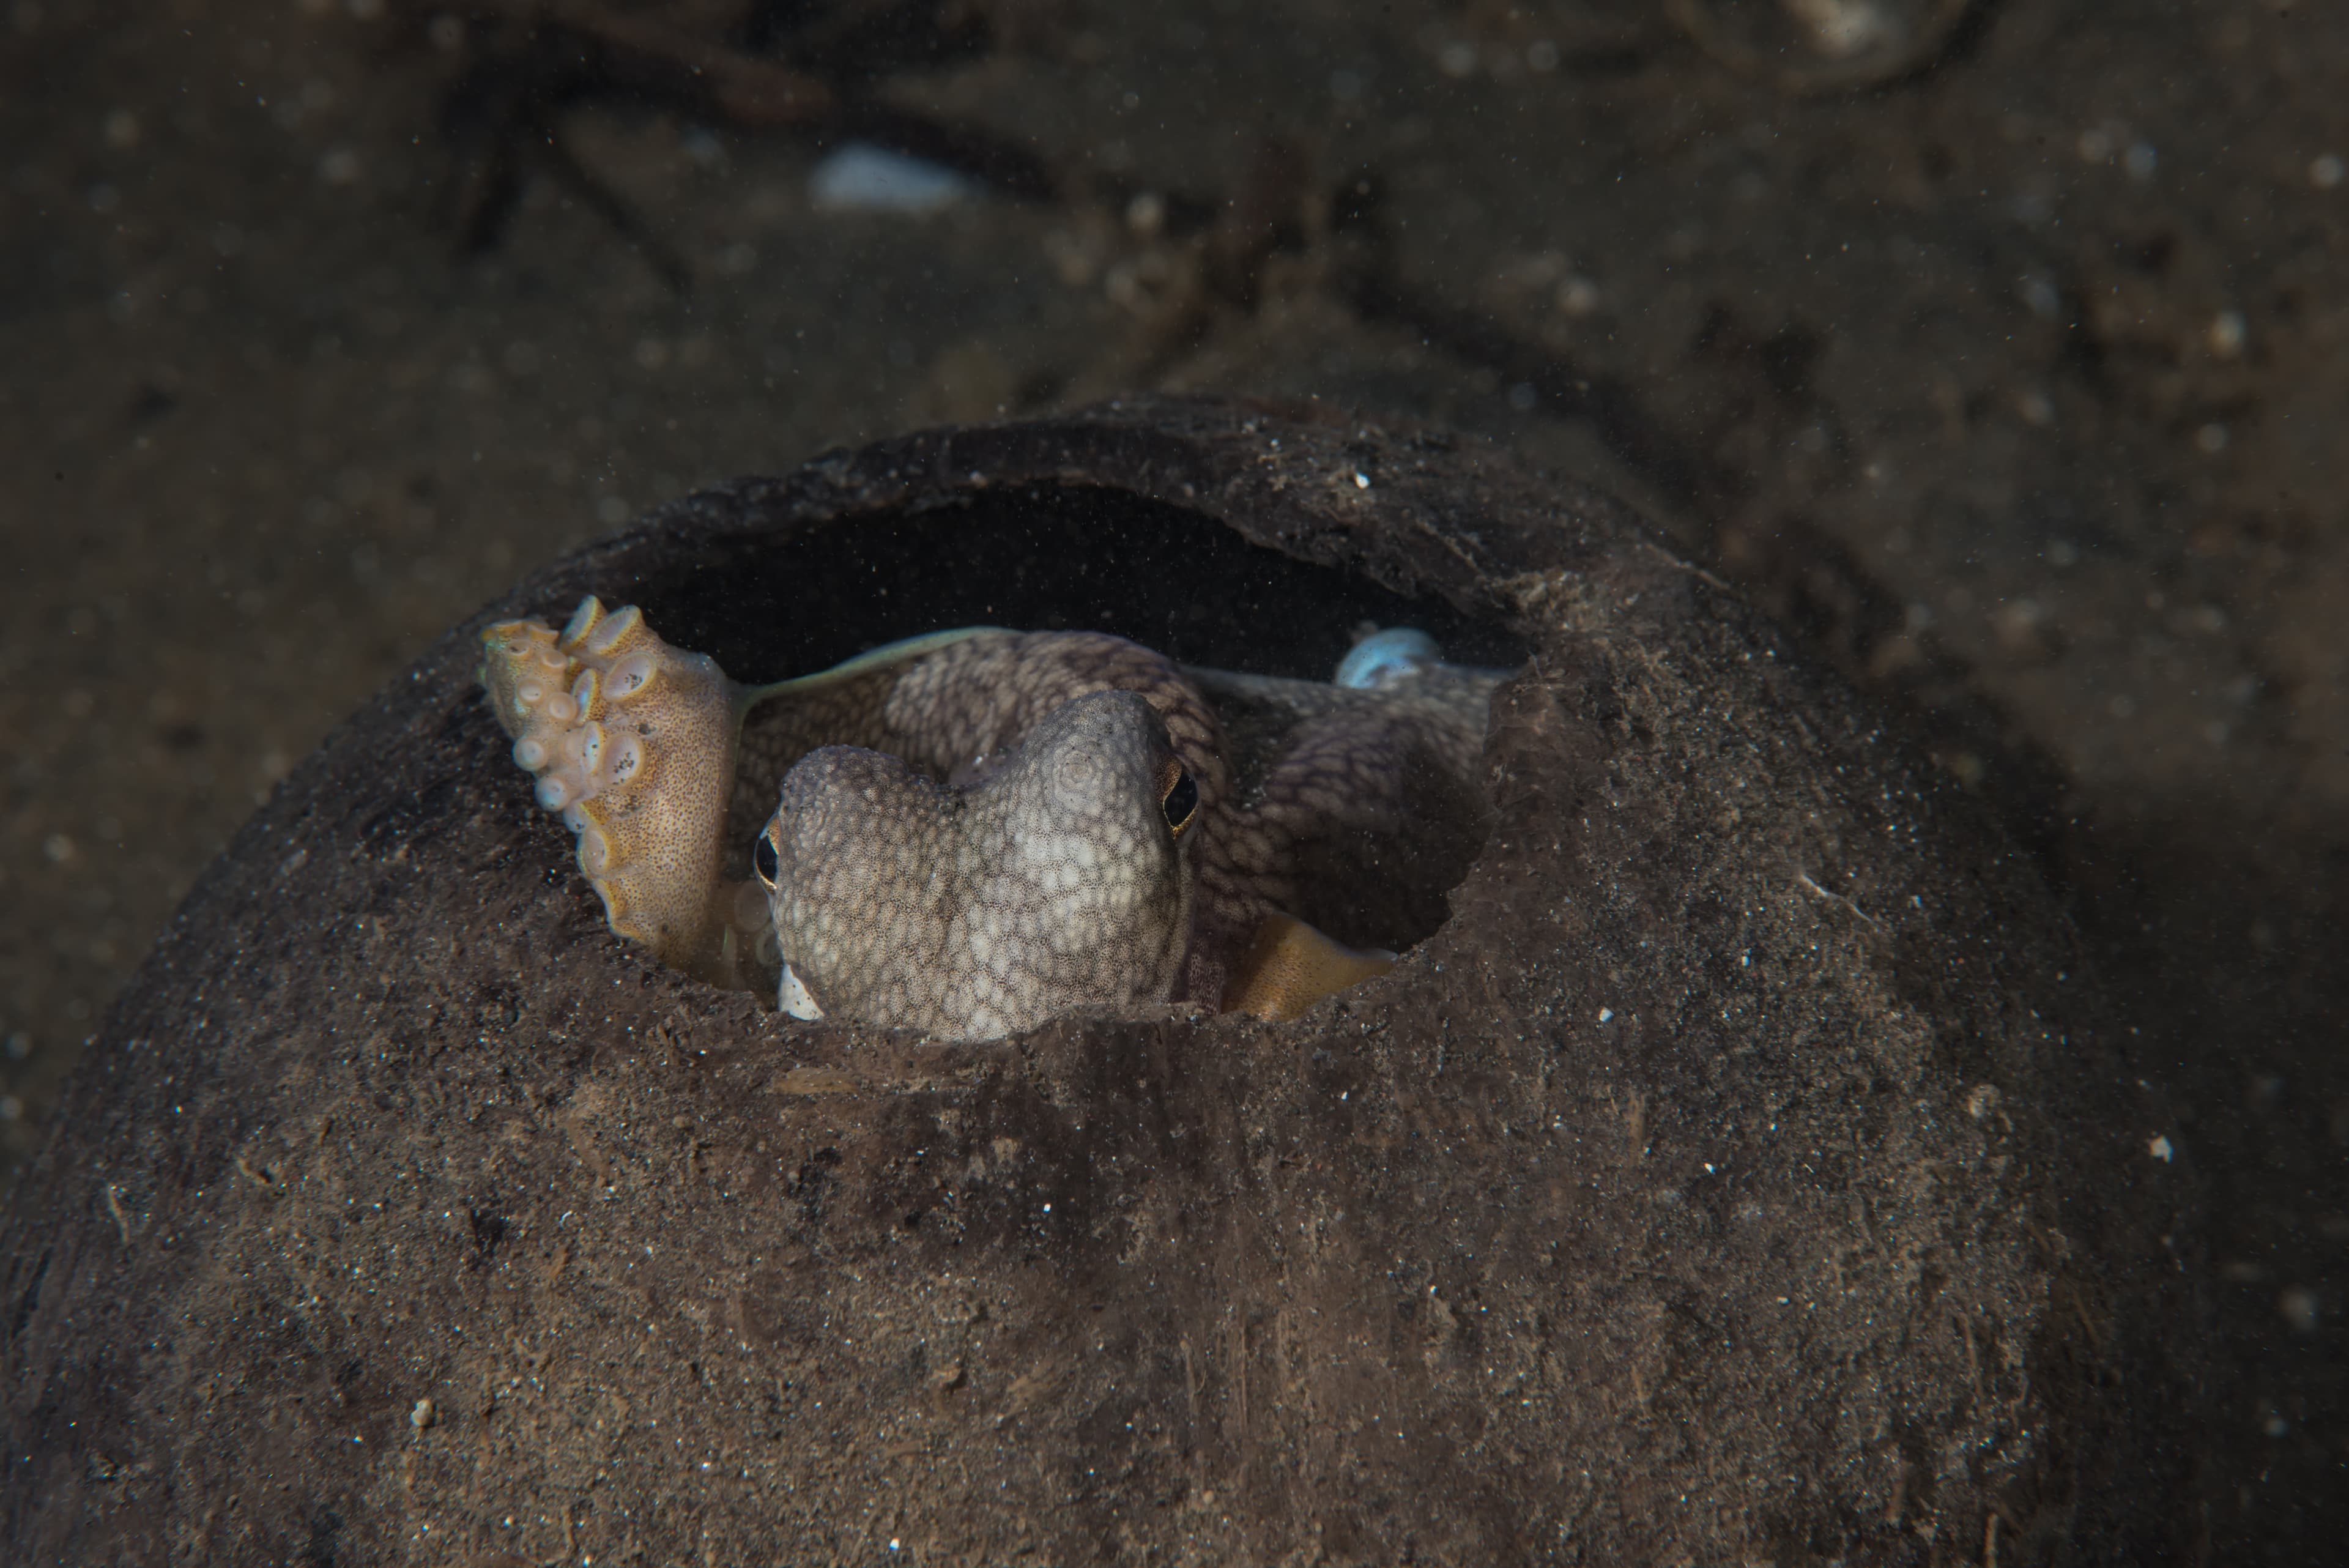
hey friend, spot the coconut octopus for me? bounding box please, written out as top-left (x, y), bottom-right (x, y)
top-left (478, 598), bottom-right (1508, 1039)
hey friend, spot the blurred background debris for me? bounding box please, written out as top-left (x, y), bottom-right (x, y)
top-left (1664, 0), bottom-right (1976, 94)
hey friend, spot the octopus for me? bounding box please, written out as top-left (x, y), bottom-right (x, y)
top-left (479, 598), bottom-right (1510, 1040)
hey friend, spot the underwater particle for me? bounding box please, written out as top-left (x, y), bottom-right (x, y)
top-left (2279, 1287), bottom-right (2318, 1334)
top-left (2123, 142), bottom-right (2157, 180)
top-left (1124, 191), bottom-right (1166, 237)
top-left (318, 146), bottom-right (362, 185)
top-left (2195, 423), bottom-right (2228, 455)
top-left (411, 1397), bottom-right (436, 1429)
top-left (2208, 310), bottom-right (2246, 358)
top-left (809, 143), bottom-right (974, 214)
top-left (1994, 598), bottom-right (2052, 660)
top-left (2147, 1134), bottom-right (2173, 1162)
top-left (1787, 0), bottom-right (1898, 54)
top-left (1438, 40), bottom-right (1479, 78)
top-left (1557, 276), bottom-right (1601, 317)
top-left (2312, 154), bottom-right (2345, 188)
top-left (1668, 0), bottom-right (1975, 94)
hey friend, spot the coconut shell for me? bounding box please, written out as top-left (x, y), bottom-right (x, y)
top-left (0, 398), bottom-right (2199, 1564)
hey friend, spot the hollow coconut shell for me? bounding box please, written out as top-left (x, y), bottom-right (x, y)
top-left (0, 398), bottom-right (2202, 1563)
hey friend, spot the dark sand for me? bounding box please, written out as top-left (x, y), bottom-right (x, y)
top-left (2, 0), bottom-right (2342, 1556)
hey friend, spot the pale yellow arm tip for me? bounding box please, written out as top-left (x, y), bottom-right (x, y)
top-left (1222, 912), bottom-right (1397, 1022)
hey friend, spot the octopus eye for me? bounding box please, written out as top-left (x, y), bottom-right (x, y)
top-left (752, 831), bottom-right (781, 888)
top-left (1159, 764), bottom-right (1199, 839)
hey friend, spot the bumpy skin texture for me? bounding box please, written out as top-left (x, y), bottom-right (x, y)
top-left (478, 600), bottom-right (738, 978)
top-left (481, 604), bottom-right (1502, 1038)
top-left (1191, 663), bottom-right (1499, 952)
top-left (764, 692), bottom-right (1194, 1038)
top-left (730, 629), bottom-right (1250, 1012)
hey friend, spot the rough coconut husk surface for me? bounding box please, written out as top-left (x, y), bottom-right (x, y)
top-left (1, 399), bottom-right (2199, 1564)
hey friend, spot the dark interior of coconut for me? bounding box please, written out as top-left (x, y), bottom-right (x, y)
top-left (623, 485), bottom-right (1526, 685)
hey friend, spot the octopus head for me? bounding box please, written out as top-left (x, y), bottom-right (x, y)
top-left (754, 690), bottom-right (1200, 1040)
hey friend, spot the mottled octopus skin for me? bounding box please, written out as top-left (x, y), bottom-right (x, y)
top-left (764, 692), bottom-right (1194, 1039)
top-left (480, 601), bottom-right (1504, 1040)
